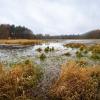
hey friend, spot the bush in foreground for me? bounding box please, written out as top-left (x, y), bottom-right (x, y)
top-left (49, 61), bottom-right (100, 100)
top-left (0, 60), bottom-right (43, 100)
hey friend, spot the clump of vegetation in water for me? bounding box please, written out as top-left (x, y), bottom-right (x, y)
top-left (76, 59), bottom-right (88, 67)
top-left (63, 52), bottom-right (71, 56)
top-left (49, 61), bottom-right (100, 100)
top-left (44, 46), bottom-right (54, 53)
top-left (39, 53), bottom-right (46, 60)
top-left (89, 44), bottom-right (100, 60)
top-left (0, 60), bottom-right (43, 100)
top-left (76, 51), bottom-right (83, 58)
top-left (64, 43), bottom-right (86, 48)
top-left (36, 48), bottom-right (42, 52)
top-left (44, 46), bottom-right (50, 53)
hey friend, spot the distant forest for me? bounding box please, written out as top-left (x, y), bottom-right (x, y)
top-left (0, 24), bottom-right (100, 39)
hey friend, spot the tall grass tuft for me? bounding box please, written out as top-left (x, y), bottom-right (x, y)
top-left (0, 60), bottom-right (43, 100)
top-left (50, 61), bottom-right (100, 100)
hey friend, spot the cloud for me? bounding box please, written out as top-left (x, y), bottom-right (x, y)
top-left (0, 0), bottom-right (100, 35)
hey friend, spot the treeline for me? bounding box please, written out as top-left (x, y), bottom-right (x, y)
top-left (0, 24), bottom-right (34, 39)
top-left (40, 30), bottom-right (100, 39)
top-left (0, 24), bottom-right (100, 39)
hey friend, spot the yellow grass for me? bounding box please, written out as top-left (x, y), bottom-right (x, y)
top-left (50, 61), bottom-right (100, 100)
top-left (0, 39), bottom-right (44, 45)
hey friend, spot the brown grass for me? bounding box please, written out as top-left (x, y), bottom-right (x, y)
top-left (0, 60), bottom-right (43, 100)
top-left (0, 39), bottom-right (44, 45)
top-left (64, 43), bottom-right (86, 48)
top-left (88, 44), bottom-right (100, 60)
top-left (50, 61), bottom-right (100, 100)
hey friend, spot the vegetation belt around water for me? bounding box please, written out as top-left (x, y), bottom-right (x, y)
top-left (0, 39), bottom-right (45, 45)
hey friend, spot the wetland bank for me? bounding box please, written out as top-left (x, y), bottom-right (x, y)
top-left (1, 0), bottom-right (100, 99)
top-left (0, 39), bottom-right (100, 100)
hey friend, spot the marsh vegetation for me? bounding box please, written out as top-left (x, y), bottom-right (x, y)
top-left (0, 39), bottom-right (43, 45)
top-left (0, 39), bottom-right (100, 100)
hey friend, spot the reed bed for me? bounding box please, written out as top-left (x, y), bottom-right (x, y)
top-left (0, 39), bottom-right (44, 45)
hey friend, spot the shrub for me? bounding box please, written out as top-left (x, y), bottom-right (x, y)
top-left (91, 53), bottom-right (100, 60)
top-left (51, 47), bottom-right (54, 51)
top-left (89, 44), bottom-right (100, 60)
top-left (50, 61), bottom-right (100, 100)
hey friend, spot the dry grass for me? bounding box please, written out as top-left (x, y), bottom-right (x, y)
top-left (89, 44), bottom-right (100, 53)
top-left (89, 44), bottom-right (100, 60)
top-left (50, 61), bottom-right (100, 100)
top-left (0, 60), bottom-right (43, 100)
top-left (64, 43), bottom-right (86, 48)
top-left (0, 39), bottom-right (44, 45)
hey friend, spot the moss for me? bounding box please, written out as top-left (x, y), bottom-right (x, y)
top-left (64, 43), bottom-right (86, 48)
top-left (63, 52), bottom-right (71, 56)
top-left (91, 53), bottom-right (100, 60)
top-left (0, 39), bottom-right (44, 45)
top-left (76, 51), bottom-right (83, 58)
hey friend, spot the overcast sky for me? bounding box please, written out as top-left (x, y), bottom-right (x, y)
top-left (0, 0), bottom-right (100, 35)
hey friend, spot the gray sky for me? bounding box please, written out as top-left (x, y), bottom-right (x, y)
top-left (0, 0), bottom-right (100, 35)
